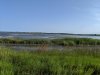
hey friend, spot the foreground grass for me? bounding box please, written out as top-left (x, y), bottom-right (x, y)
top-left (0, 47), bottom-right (100, 75)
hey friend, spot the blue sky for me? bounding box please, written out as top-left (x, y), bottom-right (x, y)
top-left (0, 0), bottom-right (100, 33)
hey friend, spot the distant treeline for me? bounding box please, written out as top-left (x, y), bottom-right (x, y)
top-left (0, 38), bottom-right (100, 46)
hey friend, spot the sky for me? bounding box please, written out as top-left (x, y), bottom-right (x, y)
top-left (0, 0), bottom-right (100, 34)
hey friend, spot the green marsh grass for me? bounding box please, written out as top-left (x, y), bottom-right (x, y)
top-left (1, 38), bottom-right (100, 46)
top-left (0, 47), bottom-right (100, 75)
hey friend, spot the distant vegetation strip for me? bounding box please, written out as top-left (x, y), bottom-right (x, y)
top-left (0, 38), bottom-right (100, 46)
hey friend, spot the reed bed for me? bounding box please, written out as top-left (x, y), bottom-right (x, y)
top-left (0, 38), bottom-right (100, 46)
top-left (0, 47), bottom-right (100, 75)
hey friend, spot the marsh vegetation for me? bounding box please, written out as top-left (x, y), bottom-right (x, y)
top-left (0, 47), bottom-right (100, 75)
top-left (0, 38), bottom-right (100, 75)
top-left (1, 38), bottom-right (100, 46)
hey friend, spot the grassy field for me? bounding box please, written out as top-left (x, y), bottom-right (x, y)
top-left (0, 47), bottom-right (100, 75)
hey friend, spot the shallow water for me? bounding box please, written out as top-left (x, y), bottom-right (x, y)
top-left (0, 32), bottom-right (100, 39)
